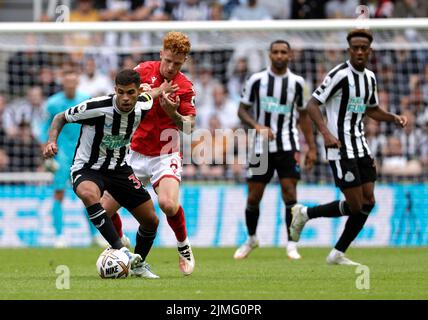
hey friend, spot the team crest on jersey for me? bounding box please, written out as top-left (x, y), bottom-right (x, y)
top-left (77, 104), bottom-right (87, 113)
top-left (151, 76), bottom-right (157, 84)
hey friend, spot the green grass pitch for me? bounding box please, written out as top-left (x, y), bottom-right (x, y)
top-left (1, 247), bottom-right (427, 300)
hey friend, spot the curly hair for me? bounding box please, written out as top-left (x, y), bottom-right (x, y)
top-left (163, 31), bottom-right (191, 55)
top-left (347, 29), bottom-right (373, 44)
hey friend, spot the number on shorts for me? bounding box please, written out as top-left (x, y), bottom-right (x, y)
top-left (170, 158), bottom-right (179, 173)
top-left (128, 174), bottom-right (142, 189)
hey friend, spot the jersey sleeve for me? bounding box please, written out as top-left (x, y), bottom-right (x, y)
top-left (312, 71), bottom-right (344, 105)
top-left (295, 76), bottom-right (306, 110)
top-left (367, 74), bottom-right (379, 107)
top-left (178, 85), bottom-right (196, 116)
top-left (240, 74), bottom-right (259, 106)
top-left (64, 100), bottom-right (103, 124)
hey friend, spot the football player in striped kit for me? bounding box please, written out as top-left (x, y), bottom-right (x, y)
top-left (233, 40), bottom-right (317, 260)
top-left (290, 29), bottom-right (408, 265)
top-left (43, 69), bottom-right (176, 278)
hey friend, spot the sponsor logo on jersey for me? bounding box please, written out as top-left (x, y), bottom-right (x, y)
top-left (101, 135), bottom-right (131, 149)
top-left (260, 97), bottom-right (291, 114)
top-left (347, 97), bottom-right (366, 113)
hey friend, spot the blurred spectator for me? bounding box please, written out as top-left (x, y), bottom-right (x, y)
top-left (380, 136), bottom-right (422, 177)
top-left (173, 0), bottom-right (210, 21)
top-left (362, 0), bottom-right (394, 18)
top-left (364, 117), bottom-right (386, 161)
top-left (3, 122), bottom-right (42, 172)
top-left (394, 110), bottom-right (424, 161)
top-left (7, 35), bottom-right (49, 97)
top-left (393, 0), bottom-right (428, 18)
top-left (419, 118), bottom-right (428, 167)
top-left (291, 0), bottom-right (326, 19)
top-left (78, 56), bottom-right (114, 97)
top-left (0, 149), bottom-right (9, 172)
top-left (229, 0), bottom-right (272, 20)
top-left (218, 0), bottom-right (241, 19)
top-left (37, 66), bottom-right (62, 98)
top-left (325, 0), bottom-right (359, 19)
top-left (227, 56), bottom-right (250, 103)
top-left (70, 0), bottom-right (101, 21)
top-left (193, 64), bottom-right (221, 113)
top-left (209, 1), bottom-right (225, 20)
top-left (258, 0), bottom-right (291, 19)
top-left (198, 83), bottom-right (240, 130)
top-left (0, 94), bottom-right (7, 145)
top-left (3, 86), bottom-right (45, 139)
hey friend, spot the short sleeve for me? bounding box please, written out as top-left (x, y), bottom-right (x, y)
top-left (312, 71), bottom-right (344, 105)
top-left (240, 74), bottom-right (259, 106)
top-left (178, 85), bottom-right (196, 116)
top-left (367, 74), bottom-right (379, 107)
top-left (64, 101), bottom-right (103, 124)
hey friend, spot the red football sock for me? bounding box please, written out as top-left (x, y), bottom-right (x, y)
top-left (111, 212), bottom-right (123, 238)
top-left (166, 206), bottom-right (187, 242)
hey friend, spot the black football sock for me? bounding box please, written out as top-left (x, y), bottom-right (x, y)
top-left (334, 204), bottom-right (374, 253)
top-left (135, 226), bottom-right (157, 261)
top-left (307, 200), bottom-right (352, 219)
top-left (285, 201), bottom-right (297, 241)
top-left (245, 204), bottom-right (260, 236)
top-left (87, 203), bottom-right (122, 249)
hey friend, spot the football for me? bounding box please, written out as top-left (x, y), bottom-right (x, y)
top-left (96, 248), bottom-right (130, 279)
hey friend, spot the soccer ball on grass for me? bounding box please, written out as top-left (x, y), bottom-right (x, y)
top-left (96, 248), bottom-right (130, 279)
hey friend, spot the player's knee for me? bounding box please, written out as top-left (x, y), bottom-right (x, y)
top-left (361, 202), bottom-right (375, 215)
top-left (345, 201), bottom-right (363, 215)
top-left (77, 189), bottom-right (99, 205)
top-left (158, 197), bottom-right (178, 216)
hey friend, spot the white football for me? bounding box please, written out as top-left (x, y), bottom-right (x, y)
top-left (96, 248), bottom-right (130, 279)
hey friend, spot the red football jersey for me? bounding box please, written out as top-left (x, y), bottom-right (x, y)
top-left (132, 61), bottom-right (196, 156)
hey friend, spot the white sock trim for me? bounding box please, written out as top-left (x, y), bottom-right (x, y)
top-left (178, 237), bottom-right (190, 247)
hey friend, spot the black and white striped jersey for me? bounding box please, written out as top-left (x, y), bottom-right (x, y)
top-left (241, 67), bottom-right (306, 154)
top-left (313, 60), bottom-right (379, 160)
top-left (64, 93), bottom-right (153, 173)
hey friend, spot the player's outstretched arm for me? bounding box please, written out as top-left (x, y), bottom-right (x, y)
top-left (306, 97), bottom-right (341, 148)
top-left (43, 112), bottom-right (67, 159)
top-left (365, 106), bottom-right (408, 127)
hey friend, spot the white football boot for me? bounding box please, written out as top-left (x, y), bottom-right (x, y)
top-left (290, 204), bottom-right (309, 242)
top-left (131, 261), bottom-right (160, 279)
top-left (121, 234), bottom-right (131, 250)
top-left (326, 249), bottom-right (361, 266)
top-left (178, 243), bottom-right (195, 276)
top-left (233, 236), bottom-right (259, 260)
top-left (119, 247), bottom-right (142, 269)
top-left (286, 241), bottom-right (302, 260)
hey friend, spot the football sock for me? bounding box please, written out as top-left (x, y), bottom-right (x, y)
top-left (135, 226), bottom-right (156, 261)
top-left (245, 204), bottom-right (260, 236)
top-left (111, 212), bottom-right (123, 238)
top-left (85, 211), bottom-right (98, 237)
top-left (334, 204), bottom-right (374, 252)
top-left (285, 201), bottom-right (296, 241)
top-left (87, 203), bottom-right (122, 249)
top-left (167, 206), bottom-right (187, 242)
top-left (307, 200), bottom-right (352, 219)
top-left (52, 199), bottom-right (63, 236)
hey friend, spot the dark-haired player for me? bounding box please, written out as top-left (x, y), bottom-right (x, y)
top-left (234, 40), bottom-right (317, 260)
top-left (43, 69), bottom-right (176, 278)
top-left (290, 29), bottom-right (408, 265)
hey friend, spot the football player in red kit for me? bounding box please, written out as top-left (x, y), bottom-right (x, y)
top-left (102, 31), bottom-right (196, 276)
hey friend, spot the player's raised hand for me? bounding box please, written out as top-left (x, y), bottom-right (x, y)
top-left (160, 91), bottom-right (180, 116)
top-left (323, 132), bottom-right (341, 149)
top-left (159, 80), bottom-right (179, 94)
top-left (43, 141), bottom-right (58, 159)
top-left (394, 115), bottom-right (408, 128)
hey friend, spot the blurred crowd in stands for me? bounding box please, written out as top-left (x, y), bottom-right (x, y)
top-left (0, 0), bottom-right (427, 183)
top-left (37, 0), bottom-right (428, 22)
